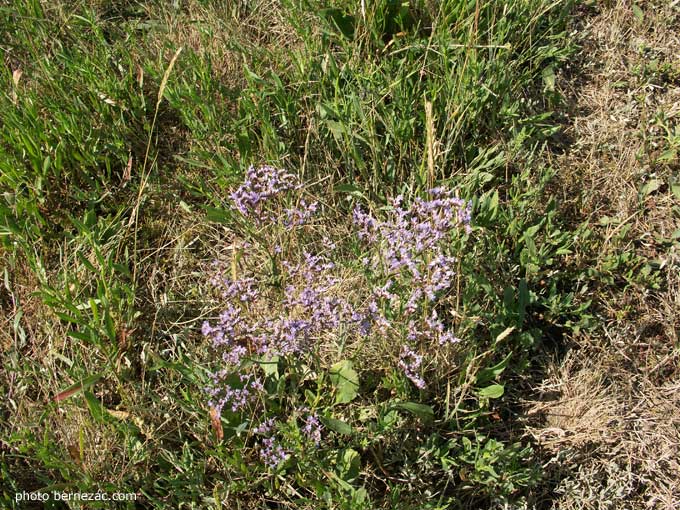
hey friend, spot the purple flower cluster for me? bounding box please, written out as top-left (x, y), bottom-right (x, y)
top-left (253, 417), bottom-right (276, 435)
top-left (206, 372), bottom-right (264, 417)
top-left (230, 165), bottom-right (299, 218)
top-left (208, 271), bottom-right (258, 302)
top-left (398, 346), bottom-right (425, 390)
top-left (301, 412), bottom-right (322, 445)
top-left (203, 254), bottom-right (360, 416)
top-left (280, 252), bottom-right (366, 340)
top-left (250, 411), bottom-right (322, 469)
top-left (353, 190), bottom-right (469, 316)
top-left (229, 165), bottom-right (321, 230)
top-left (205, 166), bottom-right (471, 447)
top-left (353, 188), bottom-right (471, 387)
top-left (426, 309), bottom-right (462, 346)
top-left (284, 199), bottom-right (318, 227)
top-left (353, 189), bottom-right (471, 278)
top-left (253, 419), bottom-right (289, 469)
top-left (249, 409), bottom-right (323, 471)
top-left (260, 437), bottom-right (289, 468)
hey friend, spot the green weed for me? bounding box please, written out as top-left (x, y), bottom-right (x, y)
top-left (0, 0), bottom-right (588, 508)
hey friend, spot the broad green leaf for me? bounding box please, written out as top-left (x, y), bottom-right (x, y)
top-left (478, 384), bottom-right (504, 399)
top-left (524, 236), bottom-right (537, 258)
top-left (379, 409), bottom-right (399, 429)
top-left (632, 4), bottom-right (644, 22)
top-left (67, 330), bottom-right (93, 343)
top-left (391, 402), bottom-right (434, 423)
top-left (524, 221), bottom-right (543, 239)
top-left (112, 263), bottom-right (131, 277)
top-left (334, 183), bottom-right (368, 200)
top-left (488, 189), bottom-right (499, 219)
top-left (104, 310), bottom-right (116, 342)
top-left (671, 182), bottom-right (680, 201)
top-left (304, 389), bottom-right (317, 407)
top-left (658, 149), bottom-right (677, 163)
top-left (598, 215), bottom-right (620, 226)
top-left (258, 356), bottom-right (279, 379)
top-left (324, 120), bottom-right (349, 142)
top-left (84, 391), bottom-right (105, 423)
top-left (640, 179), bottom-right (661, 197)
top-left (320, 416), bottom-right (353, 435)
top-left (243, 63), bottom-right (264, 84)
top-left (337, 448), bottom-right (360, 481)
top-left (542, 65), bottom-right (556, 91)
top-left (476, 353), bottom-right (512, 384)
top-left (204, 206), bottom-right (233, 224)
top-left (76, 251), bottom-right (97, 273)
top-left (329, 360), bottom-right (359, 404)
top-left (55, 312), bottom-right (80, 325)
top-left (353, 487), bottom-right (368, 504)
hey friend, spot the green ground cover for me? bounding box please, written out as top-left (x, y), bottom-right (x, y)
top-left (1, 1), bottom-right (678, 509)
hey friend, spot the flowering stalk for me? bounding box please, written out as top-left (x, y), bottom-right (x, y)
top-left (203, 165), bottom-right (472, 470)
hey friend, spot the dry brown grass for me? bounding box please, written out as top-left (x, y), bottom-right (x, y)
top-left (527, 351), bottom-right (680, 509)
top-left (527, 1), bottom-right (680, 508)
top-left (141, 0), bottom-right (303, 74)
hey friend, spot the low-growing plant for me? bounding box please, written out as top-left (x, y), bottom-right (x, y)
top-left (0, 0), bottom-right (585, 507)
top-left (198, 165), bottom-right (541, 506)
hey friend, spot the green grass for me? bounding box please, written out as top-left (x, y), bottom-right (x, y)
top-left (2, 0), bottom-right (655, 508)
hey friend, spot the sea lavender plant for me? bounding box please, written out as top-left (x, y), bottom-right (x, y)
top-left (254, 418), bottom-right (289, 469)
top-left (301, 412), bottom-right (323, 445)
top-left (352, 187), bottom-right (471, 387)
top-left (398, 346), bottom-right (426, 390)
top-left (205, 166), bottom-right (361, 434)
top-left (284, 199), bottom-right (318, 227)
top-left (204, 165), bottom-right (472, 473)
top-left (229, 165), bottom-right (299, 220)
top-left (294, 407), bottom-right (324, 445)
top-left (260, 437), bottom-right (289, 469)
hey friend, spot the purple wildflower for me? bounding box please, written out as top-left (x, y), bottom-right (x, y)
top-left (253, 418), bottom-right (289, 468)
top-left (209, 276), bottom-right (259, 302)
top-left (284, 199), bottom-right (318, 227)
top-left (253, 417), bottom-right (276, 435)
top-left (205, 172), bottom-right (470, 454)
top-left (301, 413), bottom-right (322, 445)
top-left (408, 309), bottom-right (462, 346)
top-left (353, 189), bottom-right (471, 283)
top-left (399, 346), bottom-right (426, 389)
top-left (206, 372), bottom-right (264, 416)
top-left (439, 331), bottom-right (461, 346)
top-left (230, 165), bottom-right (300, 220)
top-left (260, 436), bottom-right (289, 468)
